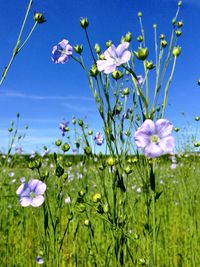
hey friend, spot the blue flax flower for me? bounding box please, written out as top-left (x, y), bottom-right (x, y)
top-left (134, 119), bottom-right (175, 158)
top-left (16, 179), bottom-right (46, 207)
top-left (52, 39), bottom-right (73, 64)
top-left (94, 132), bottom-right (104, 145)
top-left (97, 42), bottom-right (131, 74)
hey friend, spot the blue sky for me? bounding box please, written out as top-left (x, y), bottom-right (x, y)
top-left (0, 0), bottom-right (200, 153)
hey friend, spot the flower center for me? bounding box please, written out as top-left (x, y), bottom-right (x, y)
top-left (29, 191), bottom-right (36, 199)
top-left (115, 57), bottom-right (121, 66)
top-left (150, 134), bottom-right (160, 144)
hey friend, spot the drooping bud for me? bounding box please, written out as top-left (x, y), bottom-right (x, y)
top-left (94, 43), bottom-right (101, 54)
top-left (34, 13), bottom-right (46, 24)
top-left (134, 47), bottom-right (148, 61)
top-left (145, 60), bottom-right (155, 70)
top-left (112, 70), bottom-right (123, 80)
top-left (172, 46), bottom-right (181, 57)
top-left (125, 32), bottom-right (132, 42)
top-left (137, 35), bottom-right (143, 42)
top-left (106, 40), bottom-right (112, 48)
top-left (80, 17), bottom-right (89, 29)
top-left (74, 44), bottom-right (83, 54)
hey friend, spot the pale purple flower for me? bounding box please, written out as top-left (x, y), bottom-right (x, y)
top-left (137, 75), bottom-right (144, 86)
top-left (59, 121), bottom-right (69, 136)
top-left (16, 179), bottom-right (46, 207)
top-left (94, 132), bottom-right (104, 145)
top-left (52, 39), bottom-right (73, 64)
top-left (36, 256), bottom-right (44, 265)
top-left (97, 42), bottom-right (131, 74)
top-left (134, 119), bottom-right (175, 158)
top-left (170, 163), bottom-right (177, 169)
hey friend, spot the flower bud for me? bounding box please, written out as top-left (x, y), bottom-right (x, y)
top-left (34, 13), bottom-right (46, 24)
top-left (84, 146), bottom-right (92, 155)
top-left (80, 17), bottom-right (89, 29)
top-left (99, 54), bottom-right (105, 60)
top-left (106, 157), bottom-right (116, 167)
top-left (145, 60), bottom-right (155, 70)
top-left (174, 127), bottom-right (180, 132)
top-left (125, 32), bottom-right (132, 42)
top-left (72, 118), bottom-right (76, 124)
top-left (125, 131), bottom-right (130, 136)
top-left (124, 166), bottom-right (132, 175)
top-left (178, 1), bottom-right (182, 7)
top-left (55, 139), bottom-right (62, 146)
top-left (90, 64), bottom-right (98, 77)
top-left (194, 141), bottom-right (200, 147)
top-left (198, 79), bottom-right (200, 86)
top-left (74, 44), bottom-right (83, 54)
top-left (177, 21), bottom-right (183, 28)
top-left (161, 40), bottom-right (167, 48)
top-left (172, 18), bottom-right (176, 25)
top-left (160, 34), bottom-right (165, 40)
top-left (112, 70), bottom-right (123, 80)
top-left (137, 35), bottom-right (143, 42)
top-left (79, 190), bottom-right (86, 197)
top-left (55, 165), bottom-right (64, 177)
top-left (134, 47), bottom-right (148, 61)
top-left (176, 30), bottom-right (182, 37)
top-left (153, 24), bottom-right (157, 29)
top-left (92, 193), bottom-right (101, 203)
top-left (95, 43), bottom-right (101, 54)
top-left (172, 46), bottom-right (181, 57)
top-left (120, 36), bottom-right (126, 43)
top-left (123, 87), bottom-right (129, 95)
top-left (8, 127), bottom-right (13, 132)
top-left (106, 40), bottom-right (112, 48)
top-left (61, 143), bottom-right (70, 152)
top-left (88, 130), bottom-right (93, 135)
top-left (137, 12), bottom-right (142, 17)
top-left (195, 116), bottom-right (200, 121)
top-left (103, 204), bottom-right (109, 213)
top-left (78, 119), bottom-right (84, 127)
top-left (84, 219), bottom-right (90, 226)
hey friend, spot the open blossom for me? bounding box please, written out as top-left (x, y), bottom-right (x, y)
top-left (16, 179), bottom-right (46, 207)
top-left (52, 39), bottom-right (73, 64)
top-left (59, 121), bottom-right (69, 136)
top-left (94, 132), bottom-right (104, 145)
top-left (97, 42), bottom-right (131, 74)
top-left (134, 119), bottom-right (175, 158)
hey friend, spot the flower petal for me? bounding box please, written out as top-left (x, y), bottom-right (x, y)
top-left (35, 181), bottom-right (47, 195)
top-left (158, 136), bottom-right (175, 153)
top-left (16, 183), bottom-right (25, 195)
top-left (155, 119), bottom-right (173, 138)
top-left (31, 196), bottom-right (45, 207)
top-left (116, 42), bottom-right (130, 57)
top-left (28, 179), bottom-right (40, 191)
top-left (118, 51), bottom-right (131, 65)
top-left (144, 143), bottom-right (163, 158)
top-left (134, 131), bottom-right (150, 148)
top-left (58, 39), bottom-right (69, 49)
top-left (19, 197), bottom-right (31, 207)
top-left (104, 45), bottom-right (117, 59)
top-left (137, 120), bottom-right (156, 136)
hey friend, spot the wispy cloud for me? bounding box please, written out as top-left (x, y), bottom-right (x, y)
top-left (0, 91), bottom-right (93, 101)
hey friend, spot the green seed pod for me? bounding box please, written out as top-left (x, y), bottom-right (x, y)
top-left (160, 34), bottom-right (165, 40)
top-left (106, 157), bottom-right (116, 167)
top-left (74, 44), bottom-right (83, 54)
top-left (88, 130), bottom-right (93, 135)
top-left (176, 30), bottom-right (182, 37)
top-left (137, 35), bottom-right (143, 42)
top-left (161, 40), bottom-right (167, 48)
top-left (134, 47), bottom-right (148, 60)
top-left (137, 12), bottom-right (142, 17)
top-left (174, 127), bottom-right (180, 132)
top-left (55, 139), bottom-right (62, 146)
top-left (8, 127), bottom-right (13, 132)
top-left (80, 17), bottom-right (89, 29)
top-left (112, 70), bottom-right (123, 80)
top-left (178, 1), bottom-right (182, 7)
top-left (198, 79), bottom-right (200, 86)
top-left (177, 21), bottom-right (183, 28)
top-left (194, 141), bottom-right (200, 147)
top-left (78, 119), bottom-right (84, 127)
top-left (195, 116), bottom-right (200, 121)
top-left (172, 46), bottom-right (181, 57)
top-left (61, 143), bottom-right (70, 152)
top-left (84, 219), bottom-right (90, 226)
top-left (34, 12), bottom-right (46, 24)
top-left (145, 60), bottom-right (155, 70)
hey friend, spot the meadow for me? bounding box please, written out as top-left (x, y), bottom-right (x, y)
top-left (1, 0), bottom-right (200, 266)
